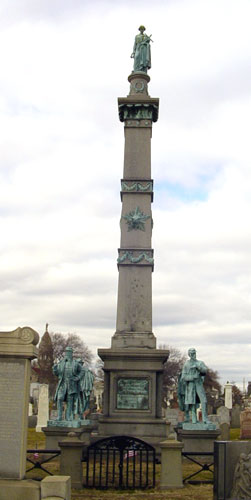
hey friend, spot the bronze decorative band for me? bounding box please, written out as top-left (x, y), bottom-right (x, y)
top-left (120, 179), bottom-right (154, 202)
top-left (118, 103), bottom-right (158, 123)
top-left (117, 248), bottom-right (154, 269)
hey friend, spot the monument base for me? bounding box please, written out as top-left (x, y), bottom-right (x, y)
top-left (47, 419), bottom-right (91, 428)
top-left (42, 423), bottom-right (94, 449)
top-left (175, 427), bottom-right (221, 454)
top-left (181, 422), bottom-right (216, 431)
top-left (98, 417), bottom-right (170, 457)
top-left (98, 346), bottom-right (169, 458)
top-left (0, 479), bottom-right (40, 500)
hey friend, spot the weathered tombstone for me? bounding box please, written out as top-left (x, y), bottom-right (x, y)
top-left (29, 402), bottom-right (33, 416)
top-left (32, 386), bottom-right (39, 414)
top-left (240, 408), bottom-right (251, 438)
top-left (208, 415), bottom-right (221, 428)
top-left (36, 384), bottom-right (49, 432)
top-left (214, 440), bottom-right (251, 499)
top-left (219, 422), bottom-right (230, 440)
top-left (0, 326), bottom-right (40, 499)
top-left (217, 405), bottom-right (230, 425)
top-left (166, 408), bottom-right (181, 430)
top-left (50, 409), bottom-right (58, 420)
top-left (231, 405), bottom-right (241, 428)
top-left (224, 382), bottom-right (233, 409)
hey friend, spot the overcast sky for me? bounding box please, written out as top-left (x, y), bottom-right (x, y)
top-left (1, 0), bottom-right (251, 389)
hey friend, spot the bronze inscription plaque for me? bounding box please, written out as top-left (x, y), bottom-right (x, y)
top-left (117, 378), bottom-right (149, 410)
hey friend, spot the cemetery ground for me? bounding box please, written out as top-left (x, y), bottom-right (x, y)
top-left (27, 428), bottom-right (240, 499)
top-left (26, 427), bottom-right (246, 499)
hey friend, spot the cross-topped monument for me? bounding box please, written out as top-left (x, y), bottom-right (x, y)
top-left (98, 28), bottom-right (169, 450)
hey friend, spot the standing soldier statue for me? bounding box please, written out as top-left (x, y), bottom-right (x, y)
top-left (53, 347), bottom-right (82, 421)
top-left (180, 348), bottom-right (209, 424)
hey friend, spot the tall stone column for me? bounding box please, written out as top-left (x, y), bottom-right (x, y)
top-left (98, 70), bottom-right (169, 451)
top-left (112, 72), bottom-right (157, 350)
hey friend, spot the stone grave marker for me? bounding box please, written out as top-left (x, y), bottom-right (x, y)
top-left (29, 402), bottom-right (33, 416)
top-left (240, 408), bottom-right (251, 438)
top-left (231, 405), bottom-right (241, 428)
top-left (208, 415), bottom-right (220, 428)
top-left (36, 384), bottom-right (49, 432)
top-left (50, 409), bottom-right (58, 420)
top-left (224, 382), bottom-right (233, 409)
top-left (0, 326), bottom-right (40, 500)
top-left (219, 422), bottom-right (230, 440)
top-left (217, 405), bottom-right (230, 425)
top-left (166, 408), bottom-right (183, 429)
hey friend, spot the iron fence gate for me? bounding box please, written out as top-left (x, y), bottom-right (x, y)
top-left (84, 435), bottom-right (156, 489)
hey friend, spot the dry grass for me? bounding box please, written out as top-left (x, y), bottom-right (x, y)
top-left (71, 483), bottom-right (212, 500)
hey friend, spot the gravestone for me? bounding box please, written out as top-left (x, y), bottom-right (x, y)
top-left (32, 386), bottom-right (39, 414)
top-left (0, 326), bottom-right (40, 500)
top-left (240, 408), bottom-right (251, 438)
top-left (50, 409), bottom-right (58, 420)
top-left (219, 422), bottom-right (230, 440)
top-left (36, 384), bottom-right (49, 432)
top-left (231, 405), bottom-right (241, 428)
top-left (224, 382), bottom-right (233, 409)
top-left (217, 405), bottom-right (230, 425)
top-left (166, 408), bottom-right (183, 430)
top-left (208, 415), bottom-right (221, 428)
top-left (214, 440), bottom-right (251, 499)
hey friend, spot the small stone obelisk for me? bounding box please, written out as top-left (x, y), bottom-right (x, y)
top-left (98, 27), bottom-right (169, 449)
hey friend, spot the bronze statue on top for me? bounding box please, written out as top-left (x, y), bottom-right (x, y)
top-left (131, 25), bottom-right (152, 73)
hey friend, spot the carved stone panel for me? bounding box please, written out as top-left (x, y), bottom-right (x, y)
top-left (0, 358), bottom-right (28, 478)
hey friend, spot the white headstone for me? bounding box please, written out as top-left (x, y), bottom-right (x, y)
top-left (224, 382), bottom-right (233, 409)
top-left (36, 384), bottom-right (49, 432)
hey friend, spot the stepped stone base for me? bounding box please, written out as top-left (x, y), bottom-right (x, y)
top-left (98, 417), bottom-right (170, 457)
top-left (175, 427), bottom-right (221, 454)
top-left (0, 479), bottom-right (40, 500)
top-left (42, 424), bottom-right (93, 449)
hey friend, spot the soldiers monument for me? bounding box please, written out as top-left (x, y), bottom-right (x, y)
top-left (98, 27), bottom-right (169, 449)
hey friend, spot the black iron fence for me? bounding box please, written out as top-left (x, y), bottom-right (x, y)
top-left (26, 443), bottom-right (215, 488)
top-left (182, 451), bottom-right (214, 484)
top-left (26, 449), bottom-right (61, 480)
top-left (84, 435), bottom-right (156, 489)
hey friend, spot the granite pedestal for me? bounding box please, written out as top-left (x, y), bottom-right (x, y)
top-left (43, 423), bottom-right (93, 449)
top-left (175, 426), bottom-right (221, 454)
